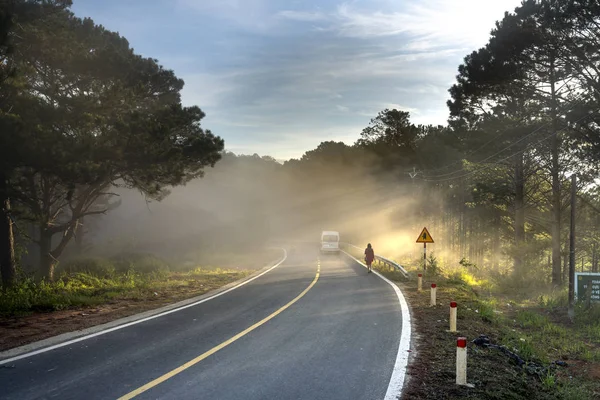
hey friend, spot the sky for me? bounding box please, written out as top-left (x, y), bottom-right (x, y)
top-left (71, 0), bottom-right (523, 160)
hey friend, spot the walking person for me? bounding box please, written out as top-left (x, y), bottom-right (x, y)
top-left (365, 243), bottom-right (375, 273)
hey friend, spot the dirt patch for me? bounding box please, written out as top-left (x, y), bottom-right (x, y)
top-left (568, 360), bottom-right (600, 381)
top-left (1, 301), bottom-right (160, 352)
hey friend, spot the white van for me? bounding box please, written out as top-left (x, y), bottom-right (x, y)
top-left (321, 231), bottom-right (340, 254)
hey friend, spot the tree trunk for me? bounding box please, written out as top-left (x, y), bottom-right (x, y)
top-left (453, 210), bottom-right (458, 254)
top-left (592, 242), bottom-right (598, 273)
top-left (460, 180), bottom-right (466, 258)
top-left (492, 215), bottom-right (501, 270)
top-left (514, 153), bottom-right (526, 278)
top-left (551, 141), bottom-right (562, 285)
top-left (74, 217), bottom-right (84, 255)
top-left (468, 213), bottom-right (475, 262)
top-left (477, 218), bottom-right (484, 267)
top-left (563, 249), bottom-right (568, 284)
top-left (550, 55), bottom-right (562, 286)
top-left (0, 173), bottom-right (16, 288)
top-left (50, 221), bottom-right (77, 266)
top-left (39, 227), bottom-right (56, 282)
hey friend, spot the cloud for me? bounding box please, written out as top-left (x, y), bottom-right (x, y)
top-left (411, 108), bottom-right (449, 126)
top-left (177, 31), bottom-right (461, 159)
top-left (225, 125), bottom-right (364, 160)
top-left (176, 0), bottom-right (269, 14)
top-left (334, 4), bottom-right (408, 38)
top-left (180, 72), bottom-right (238, 110)
top-left (125, 0), bottom-right (523, 159)
top-left (385, 104), bottom-right (420, 114)
top-left (333, 0), bottom-right (522, 49)
top-left (356, 103), bottom-right (420, 119)
top-left (278, 10), bottom-right (326, 22)
top-left (396, 84), bottom-right (446, 96)
top-left (175, 0), bottom-right (277, 32)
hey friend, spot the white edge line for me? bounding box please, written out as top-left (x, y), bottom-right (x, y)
top-left (342, 250), bottom-right (411, 400)
top-left (0, 249), bottom-right (288, 366)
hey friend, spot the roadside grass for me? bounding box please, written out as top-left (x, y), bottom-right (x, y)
top-left (400, 267), bottom-right (600, 399)
top-left (344, 245), bottom-right (600, 399)
top-left (0, 252), bottom-right (268, 317)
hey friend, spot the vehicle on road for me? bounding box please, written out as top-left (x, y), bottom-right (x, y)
top-left (321, 231), bottom-right (340, 254)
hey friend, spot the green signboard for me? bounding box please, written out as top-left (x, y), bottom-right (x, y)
top-left (575, 273), bottom-right (600, 302)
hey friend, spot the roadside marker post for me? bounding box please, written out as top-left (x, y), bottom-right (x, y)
top-left (417, 273), bottom-right (422, 291)
top-left (449, 301), bottom-right (457, 332)
top-left (456, 337), bottom-right (474, 387)
top-left (430, 283), bottom-right (437, 306)
top-left (416, 227), bottom-right (434, 271)
top-left (456, 337), bottom-right (467, 385)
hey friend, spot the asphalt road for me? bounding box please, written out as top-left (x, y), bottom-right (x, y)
top-left (0, 246), bottom-right (405, 400)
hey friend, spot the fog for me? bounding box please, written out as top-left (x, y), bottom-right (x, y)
top-left (13, 145), bottom-right (516, 281)
top-left (42, 151), bottom-right (435, 270)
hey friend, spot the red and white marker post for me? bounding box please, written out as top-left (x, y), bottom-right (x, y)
top-left (417, 273), bottom-right (422, 291)
top-left (455, 337), bottom-right (473, 387)
top-left (430, 283), bottom-right (437, 306)
top-left (449, 301), bottom-right (457, 332)
top-left (456, 337), bottom-right (467, 385)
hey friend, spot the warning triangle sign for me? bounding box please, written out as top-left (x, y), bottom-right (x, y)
top-left (416, 227), bottom-right (434, 243)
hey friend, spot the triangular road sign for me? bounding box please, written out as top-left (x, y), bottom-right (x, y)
top-left (416, 227), bottom-right (434, 243)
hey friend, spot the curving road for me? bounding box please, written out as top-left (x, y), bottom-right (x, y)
top-left (0, 246), bottom-right (408, 400)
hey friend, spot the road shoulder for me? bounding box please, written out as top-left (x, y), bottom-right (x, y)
top-left (0, 250), bottom-right (286, 363)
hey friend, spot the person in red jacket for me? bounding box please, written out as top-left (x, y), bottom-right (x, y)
top-left (364, 243), bottom-right (375, 273)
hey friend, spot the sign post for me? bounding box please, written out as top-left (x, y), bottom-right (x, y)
top-left (416, 227), bottom-right (434, 271)
top-left (575, 272), bottom-right (600, 303)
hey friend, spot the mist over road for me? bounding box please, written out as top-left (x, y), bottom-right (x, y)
top-left (0, 246), bottom-right (405, 400)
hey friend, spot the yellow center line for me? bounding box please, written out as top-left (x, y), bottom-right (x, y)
top-left (117, 265), bottom-right (321, 400)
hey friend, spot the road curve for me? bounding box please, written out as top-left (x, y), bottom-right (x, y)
top-left (0, 246), bottom-right (406, 400)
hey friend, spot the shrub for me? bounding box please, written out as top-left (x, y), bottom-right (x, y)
top-left (58, 258), bottom-right (116, 278)
top-left (110, 253), bottom-right (170, 274)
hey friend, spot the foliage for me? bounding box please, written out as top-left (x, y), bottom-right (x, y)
top-left (0, 3), bottom-right (224, 283)
top-left (425, 253), bottom-right (441, 277)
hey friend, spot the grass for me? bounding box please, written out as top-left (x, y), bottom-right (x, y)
top-left (0, 253), bottom-right (257, 316)
top-left (371, 259), bottom-right (600, 399)
top-left (451, 273), bottom-right (600, 365)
